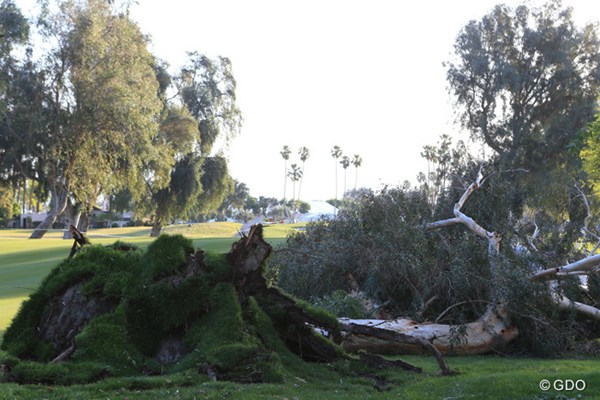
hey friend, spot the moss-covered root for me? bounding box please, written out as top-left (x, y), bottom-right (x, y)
top-left (228, 224), bottom-right (342, 363)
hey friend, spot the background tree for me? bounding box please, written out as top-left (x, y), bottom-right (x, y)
top-left (297, 146), bottom-right (309, 203)
top-left (581, 112), bottom-right (600, 200)
top-left (417, 135), bottom-right (471, 214)
top-left (194, 155), bottom-right (232, 221)
top-left (0, 182), bottom-right (14, 226)
top-left (288, 163), bottom-right (302, 222)
top-left (352, 154), bottom-right (362, 190)
top-left (20, 0), bottom-right (165, 238)
top-left (331, 145), bottom-right (342, 216)
top-left (219, 179), bottom-right (250, 219)
top-left (446, 0), bottom-right (600, 213)
top-left (340, 155), bottom-right (350, 198)
top-left (257, 196), bottom-right (279, 217)
top-left (280, 145), bottom-right (291, 217)
top-left (0, 1), bottom-right (44, 220)
top-left (144, 52), bottom-right (242, 236)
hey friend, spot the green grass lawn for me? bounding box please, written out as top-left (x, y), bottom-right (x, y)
top-left (1, 222), bottom-right (600, 399)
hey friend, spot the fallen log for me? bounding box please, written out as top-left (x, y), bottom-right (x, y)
top-left (340, 322), bottom-right (452, 375)
top-left (339, 305), bottom-right (517, 357)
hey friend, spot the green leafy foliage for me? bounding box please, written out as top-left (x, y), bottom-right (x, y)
top-left (272, 187), bottom-right (492, 321)
top-left (272, 177), bottom-right (600, 355)
top-left (447, 0), bottom-right (600, 217)
top-left (312, 290), bottom-right (372, 319)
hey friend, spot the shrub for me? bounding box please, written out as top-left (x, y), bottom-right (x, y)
top-left (311, 290), bottom-right (372, 319)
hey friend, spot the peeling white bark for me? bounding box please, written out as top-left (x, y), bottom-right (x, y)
top-left (339, 305), bottom-right (518, 355)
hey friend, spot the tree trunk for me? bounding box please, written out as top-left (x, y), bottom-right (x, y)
top-left (339, 305), bottom-right (517, 356)
top-left (150, 220), bottom-right (162, 237)
top-left (62, 201), bottom-right (82, 239)
top-left (78, 212), bottom-right (90, 233)
top-left (29, 186), bottom-right (69, 239)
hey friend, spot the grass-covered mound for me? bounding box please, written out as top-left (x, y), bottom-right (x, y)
top-left (0, 227), bottom-right (343, 385)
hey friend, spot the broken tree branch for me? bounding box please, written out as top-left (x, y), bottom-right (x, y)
top-left (530, 254), bottom-right (600, 281)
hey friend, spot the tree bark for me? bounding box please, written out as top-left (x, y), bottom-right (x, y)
top-left (339, 305), bottom-right (517, 356)
top-left (150, 220), bottom-right (162, 237)
top-left (62, 200), bottom-right (82, 239)
top-left (29, 185), bottom-right (69, 239)
top-left (78, 212), bottom-right (90, 232)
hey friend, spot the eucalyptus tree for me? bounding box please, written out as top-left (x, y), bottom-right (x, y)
top-left (297, 146), bottom-right (309, 203)
top-left (352, 154), bottom-right (362, 190)
top-left (145, 52), bottom-right (241, 236)
top-left (446, 0), bottom-right (600, 212)
top-left (0, 0), bottom-right (37, 207)
top-left (331, 145), bottom-right (342, 216)
top-left (219, 180), bottom-right (250, 217)
top-left (24, 0), bottom-right (164, 238)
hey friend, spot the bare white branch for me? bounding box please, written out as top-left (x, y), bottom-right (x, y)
top-left (530, 254), bottom-right (600, 281)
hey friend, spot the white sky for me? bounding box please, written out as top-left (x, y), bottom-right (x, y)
top-left (15, 0), bottom-right (600, 201)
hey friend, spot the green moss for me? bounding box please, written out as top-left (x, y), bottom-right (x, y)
top-left (10, 361), bottom-right (69, 384)
top-left (202, 251), bottom-right (233, 281)
top-left (184, 283), bottom-right (244, 351)
top-left (2, 245), bottom-right (141, 360)
top-left (34, 340), bottom-right (56, 363)
top-left (124, 293), bottom-right (165, 356)
top-left (2, 291), bottom-right (50, 358)
top-left (206, 343), bottom-right (260, 370)
top-left (125, 276), bottom-right (213, 356)
top-left (295, 298), bottom-right (340, 330)
top-left (244, 297), bottom-right (289, 355)
top-left (1, 234), bottom-right (344, 386)
top-left (73, 305), bottom-right (143, 374)
top-left (10, 361), bottom-right (111, 385)
top-left (107, 241), bottom-right (140, 252)
top-left (142, 234), bottom-right (193, 280)
top-left (79, 247), bottom-right (142, 298)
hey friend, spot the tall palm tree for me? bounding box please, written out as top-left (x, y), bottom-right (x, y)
top-left (280, 145), bottom-right (291, 218)
top-left (331, 145), bottom-right (342, 216)
top-left (340, 155), bottom-right (350, 199)
top-left (288, 163), bottom-right (303, 223)
top-left (297, 146), bottom-right (310, 203)
top-left (352, 154), bottom-right (363, 190)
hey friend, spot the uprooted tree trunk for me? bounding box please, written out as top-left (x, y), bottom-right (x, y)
top-left (229, 225), bottom-right (342, 362)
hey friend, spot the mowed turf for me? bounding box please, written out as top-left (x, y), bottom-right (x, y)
top-left (0, 222), bottom-right (301, 339)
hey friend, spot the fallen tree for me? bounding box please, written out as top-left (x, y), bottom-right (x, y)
top-left (337, 170), bottom-right (517, 355)
top-left (2, 225), bottom-right (450, 385)
top-left (331, 170), bottom-right (600, 355)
